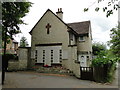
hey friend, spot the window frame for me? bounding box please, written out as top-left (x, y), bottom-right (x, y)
top-left (69, 33), bottom-right (73, 41)
top-left (79, 36), bottom-right (85, 41)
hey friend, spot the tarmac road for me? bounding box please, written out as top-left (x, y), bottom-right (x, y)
top-left (2, 71), bottom-right (118, 88)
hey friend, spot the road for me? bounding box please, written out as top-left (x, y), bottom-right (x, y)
top-left (2, 71), bottom-right (118, 88)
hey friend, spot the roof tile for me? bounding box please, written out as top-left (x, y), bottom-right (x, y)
top-left (67, 21), bottom-right (90, 35)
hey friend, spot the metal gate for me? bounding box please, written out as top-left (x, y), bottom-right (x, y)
top-left (80, 67), bottom-right (94, 81)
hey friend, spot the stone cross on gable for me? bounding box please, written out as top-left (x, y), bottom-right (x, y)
top-left (46, 23), bottom-right (51, 34)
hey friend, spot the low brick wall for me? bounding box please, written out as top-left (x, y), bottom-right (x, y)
top-left (8, 60), bottom-right (19, 71)
top-left (19, 60), bottom-right (27, 70)
top-left (8, 60), bottom-right (28, 71)
top-left (7, 47), bottom-right (31, 71)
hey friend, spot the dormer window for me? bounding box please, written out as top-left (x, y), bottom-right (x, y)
top-left (79, 36), bottom-right (85, 41)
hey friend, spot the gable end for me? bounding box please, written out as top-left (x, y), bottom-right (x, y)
top-left (29, 9), bottom-right (68, 35)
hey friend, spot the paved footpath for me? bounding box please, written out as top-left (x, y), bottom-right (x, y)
top-left (0, 72), bottom-right (1, 84)
top-left (2, 71), bottom-right (118, 88)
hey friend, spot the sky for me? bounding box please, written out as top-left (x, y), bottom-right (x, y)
top-left (14, 0), bottom-right (118, 46)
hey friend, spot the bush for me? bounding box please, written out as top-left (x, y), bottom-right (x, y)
top-left (92, 51), bottom-right (117, 83)
top-left (2, 54), bottom-right (18, 61)
top-left (92, 51), bottom-right (117, 67)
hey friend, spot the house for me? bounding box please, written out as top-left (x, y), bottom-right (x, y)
top-left (29, 8), bottom-right (92, 77)
top-left (1, 38), bottom-right (18, 54)
top-left (7, 38), bottom-right (18, 54)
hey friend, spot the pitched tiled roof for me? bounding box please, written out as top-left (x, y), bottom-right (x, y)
top-left (67, 21), bottom-right (90, 35)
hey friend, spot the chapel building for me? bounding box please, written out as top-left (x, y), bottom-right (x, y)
top-left (29, 8), bottom-right (92, 77)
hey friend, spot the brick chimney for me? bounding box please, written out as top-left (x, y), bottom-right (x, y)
top-left (56, 8), bottom-right (63, 20)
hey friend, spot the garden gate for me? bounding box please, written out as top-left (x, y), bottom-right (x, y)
top-left (80, 67), bottom-right (94, 81)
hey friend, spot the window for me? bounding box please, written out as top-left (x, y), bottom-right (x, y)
top-left (87, 56), bottom-right (89, 60)
top-left (51, 50), bottom-right (53, 63)
top-left (43, 50), bottom-right (45, 53)
top-left (59, 50), bottom-right (62, 59)
top-left (51, 60), bottom-right (53, 63)
top-left (43, 50), bottom-right (45, 62)
top-left (81, 56), bottom-right (84, 58)
top-left (81, 56), bottom-right (84, 60)
top-left (12, 43), bottom-right (14, 48)
top-left (87, 56), bottom-right (89, 58)
top-left (69, 33), bottom-right (73, 41)
top-left (79, 36), bottom-right (85, 41)
top-left (35, 50), bottom-right (37, 62)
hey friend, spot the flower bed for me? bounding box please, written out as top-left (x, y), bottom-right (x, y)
top-left (33, 65), bottom-right (74, 75)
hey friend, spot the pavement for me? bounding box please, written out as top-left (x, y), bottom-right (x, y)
top-left (0, 71), bottom-right (2, 90)
top-left (2, 70), bottom-right (119, 88)
top-left (118, 62), bottom-right (120, 88)
top-left (0, 71), bottom-right (1, 84)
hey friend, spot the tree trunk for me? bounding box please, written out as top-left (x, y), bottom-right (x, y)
top-left (2, 27), bottom-right (7, 85)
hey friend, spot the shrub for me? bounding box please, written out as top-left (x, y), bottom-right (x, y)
top-left (92, 51), bottom-right (118, 83)
top-left (2, 54), bottom-right (18, 61)
top-left (92, 51), bottom-right (117, 67)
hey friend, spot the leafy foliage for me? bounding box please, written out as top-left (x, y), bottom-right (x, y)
top-left (108, 22), bottom-right (120, 57)
top-left (92, 42), bottom-right (106, 55)
top-left (84, 8), bottom-right (89, 12)
top-left (0, 2), bottom-right (2, 49)
top-left (2, 54), bottom-right (18, 60)
top-left (92, 51), bottom-right (110, 66)
top-left (84, 0), bottom-right (119, 17)
top-left (2, 2), bottom-right (32, 39)
top-left (92, 46), bottom-right (120, 66)
top-left (92, 50), bottom-right (119, 83)
top-left (2, 2), bottom-right (32, 56)
top-left (95, 7), bottom-right (100, 12)
top-left (20, 36), bottom-right (29, 47)
top-left (0, 22), bottom-right (2, 49)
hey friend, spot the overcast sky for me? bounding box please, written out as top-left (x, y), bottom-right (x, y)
top-left (14, 0), bottom-right (118, 46)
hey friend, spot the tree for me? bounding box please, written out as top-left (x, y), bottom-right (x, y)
top-left (108, 22), bottom-right (120, 57)
top-left (0, 2), bottom-right (2, 49)
top-left (2, 2), bottom-right (32, 85)
top-left (2, 2), bottom-right (32, 55)
top-left (20, 36), bottom-right (29, 47)
top-left (84, 0), bottom-right (120, 17)
top-left (92, 42), bottom-right (107, 55)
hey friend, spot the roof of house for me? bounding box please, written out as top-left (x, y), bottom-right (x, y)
top-left (67, 21), bottom-right (90, 35)
top-left (29, 9), bottom-right (91, 35)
